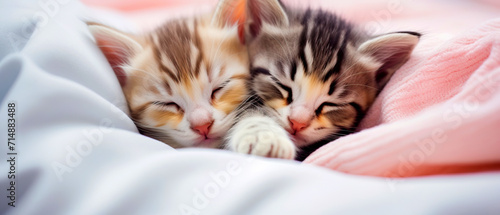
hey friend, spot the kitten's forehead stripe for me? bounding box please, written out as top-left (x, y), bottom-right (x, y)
top-left (154, 19), bottom-right (196, 83)
top-left (275, 61), bottom-right (285, 77)
top-left (323, 28), bottom-right (350, 82)
top-left (193, 19), bottom-right (204, 78)
top-left (310, 10), bottom-right (340, 70)
top-left (297, 8), bottom-right (311, 75)
top-left (163, 81), bottom-right (173, 95)
top-left (287, 8), bottom-right (355, 83)
top-left (328, 79), bottom-right (337, 95)
top-left (152, 43), bottom-right (178, 82)
top-left (311, 10), bottom-right (353, 81)
top-left (290, 61), bottom-right (297, 81)
top-left (194, 53), bottom-right (203, 78)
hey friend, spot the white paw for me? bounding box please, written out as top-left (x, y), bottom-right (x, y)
top-left (228, 116), bottom-right (296, 159)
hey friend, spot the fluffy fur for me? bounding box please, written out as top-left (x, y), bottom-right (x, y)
top-left (88, 2), bottom-right (250, 149)
top-left (88, 0), bottom-right (420, 161)
top-left (227, 0), bottom-right (420, 160)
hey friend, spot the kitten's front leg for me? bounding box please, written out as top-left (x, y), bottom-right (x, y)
top-left (227, 115), bottom-right (296, 159)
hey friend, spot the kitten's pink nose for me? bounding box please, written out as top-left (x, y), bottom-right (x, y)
top-left (192, 122), bottom-right (213, 136)
top-left (289, 118), bottom-right (309, 133)
top-left (189, 107), bottom-right (213, 136)
top-left (289, 105), bottom-right (312, 133)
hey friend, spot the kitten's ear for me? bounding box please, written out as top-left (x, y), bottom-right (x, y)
top-left (212, 0), bottom-right (247, 43)
top-left (212, 0), bottom-right (245, 26)
top-left (359, 32), bottom-right (420, 89)
top-left (87, 22), bottom-right (143, 86)
top-left (243, 0), bottom-right (289, 42)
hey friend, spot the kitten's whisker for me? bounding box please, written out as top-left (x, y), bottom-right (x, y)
top-left (342, 84), bottom-right (379, 91)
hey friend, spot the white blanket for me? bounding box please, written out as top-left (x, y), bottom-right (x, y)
top-left (1, 0), bottom-right (499, 214)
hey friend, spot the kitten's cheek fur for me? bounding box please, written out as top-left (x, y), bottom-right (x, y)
top-left (227, 116), bottom-right (296, 160)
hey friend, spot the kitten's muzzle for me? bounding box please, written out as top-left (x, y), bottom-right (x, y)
top-left (191, 121), bottom-right (213, 136)
top-left (288, 106), bottom-right (313, 134)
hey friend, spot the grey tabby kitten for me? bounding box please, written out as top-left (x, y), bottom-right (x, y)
top-left (226, 0), bottom-right (420, 160)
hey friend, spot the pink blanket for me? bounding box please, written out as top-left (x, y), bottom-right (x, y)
top-left (82, 0), bottom-right (500, 177)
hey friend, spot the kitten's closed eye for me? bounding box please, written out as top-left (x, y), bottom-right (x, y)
top-left (276, 82), bottom-right (293, 105)
top-left (152, 101), bottom-right (182, 112)
top-left (211, 87), bottom-right (223, 100)
top-left (211, 80), bottom-right (229, 100)
top-left (251, 68), bottom-right (271, 76)
top-left (267, 75), bottom-right (293, 104)
top-left (315, 102), bottom-right (347, 115)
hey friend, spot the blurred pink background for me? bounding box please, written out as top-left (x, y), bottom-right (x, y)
top-left (81, 0), bottom-right (500, 35)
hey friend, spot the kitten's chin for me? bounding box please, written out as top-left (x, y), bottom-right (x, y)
top-left (285, 129), bottom-right (308, 147)
top-left (290, 132), bottom-right (320, 148)
top-left (291, 135), bottom-right (309, 147)
top-left (193, 138), bottom-right (223, 149)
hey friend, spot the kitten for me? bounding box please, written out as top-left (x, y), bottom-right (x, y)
top-left (226, 0), bottom-right (420, 160)
top-left (88, 0), bottom-right (251, 149)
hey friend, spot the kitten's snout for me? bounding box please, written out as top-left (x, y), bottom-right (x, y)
top-left (289, 118), bottom-right (309, 134)
top-left (288, 106), bottom-right (313, 134)
top-left (192, 122), bottom-right (213, 136)
top-left (189, 108), bottom-right (214, 136)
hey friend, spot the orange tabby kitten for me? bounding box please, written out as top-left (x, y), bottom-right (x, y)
top-left (88, 0), bottom-right (250, 149)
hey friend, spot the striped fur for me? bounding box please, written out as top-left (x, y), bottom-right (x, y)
top-left (89, 5), bottom-right (250, 149)
top-left (89, 0), bottom-right (419, 160)
top-left (238, 0), bottom-right (420, 160)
